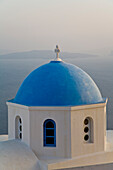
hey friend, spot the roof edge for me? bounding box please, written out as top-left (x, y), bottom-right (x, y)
top-left (6, 98), bottom-right (107, 111)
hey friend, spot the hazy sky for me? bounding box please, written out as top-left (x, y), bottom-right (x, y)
top-left (0, 0), bottom-right (113, 54)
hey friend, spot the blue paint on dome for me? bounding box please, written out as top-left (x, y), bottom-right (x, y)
top-left (13, 61), bottom-right (103, 106)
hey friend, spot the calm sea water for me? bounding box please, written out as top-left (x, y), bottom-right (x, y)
top-left (0, 56), bottom-right (113, 134)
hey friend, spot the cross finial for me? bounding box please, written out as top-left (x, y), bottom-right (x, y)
top-left (54, 45), bottom-right (62, 61)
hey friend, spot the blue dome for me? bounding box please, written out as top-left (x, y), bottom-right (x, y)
top-left (13, 61), bottom-right (103, 106)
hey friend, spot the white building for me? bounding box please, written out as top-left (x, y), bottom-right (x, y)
top-left (1, 46), bottom-right (113, 170)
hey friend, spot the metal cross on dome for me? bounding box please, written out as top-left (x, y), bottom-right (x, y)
top-left (54, 45), bottom-right (62, 61)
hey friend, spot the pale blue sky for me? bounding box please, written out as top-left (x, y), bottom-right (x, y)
top-left (0, 0), bottom-right (113, 54)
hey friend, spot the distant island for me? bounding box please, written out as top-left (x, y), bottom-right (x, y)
top-left (0, 50), bottom-right (98, 60)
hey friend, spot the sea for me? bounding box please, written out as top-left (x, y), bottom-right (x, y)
top-left (0, 55), bottom-right (113, 134)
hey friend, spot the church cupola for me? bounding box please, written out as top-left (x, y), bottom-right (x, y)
top-left (7, 46), bottom-right (107, 159)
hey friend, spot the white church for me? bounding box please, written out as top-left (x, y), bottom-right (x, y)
top-left (1, 46), bottom-right (113, 170)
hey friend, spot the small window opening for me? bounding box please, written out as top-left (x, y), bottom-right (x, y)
top-left (84, 135), bottom-right (89, 141)
top-left (20, 125), bottom-right (22, 131)
top-left (20, 133), bottom-right (22, 139)
top-left (15, 116), bottom-right (22, 140)
top-left (84, 117), bottom-right (93, 143)
top-left (43, 119), bottom-right (56, 147)
top-left (19, 118), bottom-right (22, 123)
top-left (84, 127), bottom-right (89, 133)
top-left (84, 118), bottom-right (89, 125)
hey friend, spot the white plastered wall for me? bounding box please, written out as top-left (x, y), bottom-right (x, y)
top-left (7, 102), bottom-right (30, 146)
top-left (7, 101), bottom-right (107, 160)
top-left (71, 102), bottom-right (107, 157)
top-left (29, 107), bottom-right (71, 159)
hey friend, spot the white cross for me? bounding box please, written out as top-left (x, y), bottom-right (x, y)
top-left (54, 45), bottom-right (60, 60)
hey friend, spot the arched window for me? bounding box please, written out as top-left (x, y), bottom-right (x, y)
top-left (84, 117), bottom-right (93, 143)
top-left (43, 119), bottom-right (56, 147)
top-left (15, 116), bottom-right (22, 140)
